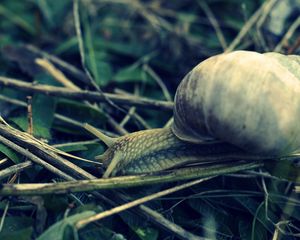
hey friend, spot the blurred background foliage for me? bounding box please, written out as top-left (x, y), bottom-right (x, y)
top-left (0, 0), bottom-right (299, 239)
top-left (0, 0), bottom-right (289, 85)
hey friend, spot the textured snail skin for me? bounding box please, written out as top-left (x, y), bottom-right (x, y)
top-left (91, 51), bottom-right (300, 176)
top-left (173, 51), bottom-right (300, 156)
top-left (100, 127), bottom-right (262, 176)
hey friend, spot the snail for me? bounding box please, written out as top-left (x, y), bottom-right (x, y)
top-left (85, 50), bottom-right (300, 177)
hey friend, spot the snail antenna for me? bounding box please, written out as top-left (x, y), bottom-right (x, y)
top-left (84, 123), bottom-right (117, 147)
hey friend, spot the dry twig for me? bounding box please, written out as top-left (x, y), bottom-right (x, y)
top-left (225, 0), bottom-right (274, 52)
top-left (274, 16), bottom-right (300, 52)
top-left (0, 162), bottom-right (262, 195)
top-left (0, 76), bottom-right (173, 111)
top-left (35, 58), bottom-right (81, 90)
top-left (0, 135), bottom-right (74, 181)
top-left (0, 123), bottom-right (96, 179)
top-left (0, 161), bottom-right (33, 181)
top-left (75, 177), bottom-right (213, 229)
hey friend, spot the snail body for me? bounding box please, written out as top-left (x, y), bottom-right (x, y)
top-left (85, 50), bottom-right (300, 177)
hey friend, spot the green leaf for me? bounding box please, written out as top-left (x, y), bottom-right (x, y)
top-left (114, 63), bottom-right (142, 82)
top-left (95, 39), bottom-right (147, 59)
top-left (0, 35), bottom-right (13, 48)
top-left (55, 143), bottom-right (88, 152)
top-left (264, 160), bottom-right (300, 183)
top-left (53, 37), bottom-right (78, 55)
top-left (80, 225), bottom-right (127, 240)
top-left (9, 94), bottom-right (56, 139)
top-left (36, 73), bottom-right (64, 87)
top-left (32, 94), bottom-right (56, 138)
top-left (0, 216), bottom-right (34, 240)
top-left (56, 99), bottom-right (107, 124)
top-left (83, 14), bottom-right (112, 86)
top-left (37, 211), bottom-right (96, 240)
top-left (114, 63), bottom-right (153, 84)
top-left (93, 61), bottom-right (112, 86)
top-left (0, 143), bottom-right (20, 163)
top-left (35, 0), bottom-right (70, 29)
top-left (76, 143), bottom-right (104, 160)
top-left (9, 116), bottom-right (27, 131)
top-left (132, 227), bottom-right (159, 240)
top-left (0, 227), bottom-right (33, 240)
top-left (0, 4), bottom-right (36, 35)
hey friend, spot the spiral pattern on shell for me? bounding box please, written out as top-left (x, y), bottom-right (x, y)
top-left (172, 51), bottom-right (300, 156)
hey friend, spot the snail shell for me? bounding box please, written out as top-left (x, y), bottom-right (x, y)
top-left (172, 51), bottom-right (300, 156)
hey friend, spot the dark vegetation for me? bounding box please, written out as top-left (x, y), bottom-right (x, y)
top-left (0, 0), bottom-right (299, 239)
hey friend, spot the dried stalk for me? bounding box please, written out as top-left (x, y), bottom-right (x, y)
top-left (139, 205), bottom-right (207, 240)
top-left (0, 76), bottom-right (173, 111)
top-left (0, 158), bottom-right (9, 167)
top-left (75, 177), bottom-right (212, 229)
top-left (0, 123), bottom-right (96, 180)
top-left (0, 161), bottom-right (33, 180)
top-left (25, 44), bottom-right (91, 86)
top-left (274, 16), bottom-right (300, 52)
top-left (0, 94), bottom-right (117, 138)
top-left (225, 0), bottom-right (272, 52)
top-left (35, 58), bottom-right (81, 90)
top-left (0, 162), bottom-right (262, 195)
top-left (35, 56), bottom-right (128, 135)
top-left (0, 135), bottom-right (74, 180)
top-left (114, 88), bottom-right (152, 129)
